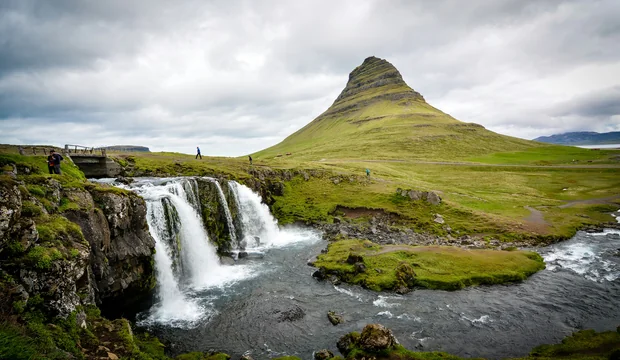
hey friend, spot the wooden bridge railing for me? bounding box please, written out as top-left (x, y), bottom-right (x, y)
top-left (63, 144), bottom-right (107, 156)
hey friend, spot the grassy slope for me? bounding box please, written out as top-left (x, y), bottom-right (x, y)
top-left (312, 239), bottom-right (545, 291)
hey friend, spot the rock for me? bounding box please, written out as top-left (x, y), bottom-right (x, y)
top-left (76, 310), bottom-right (87, 329)
top-left (327, 311), bottom-right (344, 325)
top-left (328, 275), bottom-right (341, 285)
top-left (395, 286), bottom-right (410, 295)
top-left (333, 217), bottom-right (341, 224)
top-left (337, 333), bottom-right (359, 357)
top-left (312, 268), bottom-right (327, 281)
top-left (434, 214), bottom-right (445, 224)
top-left (314, 349), bottom-right (335, 360)
top-left (0, 180), bottom-right (22, 249)
top-left (358, 324), bottom-right (399, 352)
top-left (333, 178), bottom-right (340, 185)
top-left (107, 352), bottom-right (119, 360)
top-left (354, 262), bottom-right (366, 273)
top-left (346, 253), bottom-right (364, 264)
top-left (238, 251), bottom-right (248, 259)
top-left (426, 192), bottom-right (442, 205)
top-left (240, 355), bottom-right (254, 360)
top-left (115, 177), bottom-right (134, 185)
top-left (276, 305), bottom-right (305, 322)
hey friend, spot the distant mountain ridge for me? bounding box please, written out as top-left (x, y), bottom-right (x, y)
top-left (103, 145), bottom-right (150, 152)
top-left (534, 132), bottom-right (620, 145)
top-left (254, 56), bottom-right (539, 161)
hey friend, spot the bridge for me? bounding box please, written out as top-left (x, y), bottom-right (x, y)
top-left (63, 144), bottom-right (121, 178)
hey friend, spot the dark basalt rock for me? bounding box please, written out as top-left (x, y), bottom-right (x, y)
top-left (358, 323), bottom-right (400, 352)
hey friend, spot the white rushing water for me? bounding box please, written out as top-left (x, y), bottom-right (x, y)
top-left (114, 177), bottom-right (322, 327)
top-left (228, 181), bottom-right (281, 248)
top-left (129, 178), bottom-right (255, 326)
top-left (208, 178), bottom-right (238, 246)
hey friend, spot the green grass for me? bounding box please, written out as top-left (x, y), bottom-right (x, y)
top-left (469, 145), bottom-right (620, 165)
top-left (312, 239), bottom-right (545, 291)
top-left (526, 328), bottom-right (620, 359)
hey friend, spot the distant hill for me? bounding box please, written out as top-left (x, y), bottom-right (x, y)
top-left (103, 145), bottom-right (150, 152)
top-left (534, 132), bottom-right (620, 145)
top-left (254, 56), bottom-right (539, 161)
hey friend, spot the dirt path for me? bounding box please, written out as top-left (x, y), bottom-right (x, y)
top-left (559, 195), bottom-right (620, 208)
top-left (315, 159), bottom-right (620, 169)
top-left (523, 206), bottom-right (551, 234)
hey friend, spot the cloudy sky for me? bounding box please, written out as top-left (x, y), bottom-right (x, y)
top-left (1, 0), bottom-right (619, 155)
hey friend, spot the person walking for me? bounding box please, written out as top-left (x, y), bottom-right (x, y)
top-left (248, 155), bottom-right (253, 165)
top-left (196, 146), bottom-right (202, 159)
top-left (47, 149), bottom-right (63, 174)
top-left (365, 168), bottom-right (370, 179)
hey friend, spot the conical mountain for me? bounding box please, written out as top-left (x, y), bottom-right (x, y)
top-left (255, 56), bottom-right (537, 161)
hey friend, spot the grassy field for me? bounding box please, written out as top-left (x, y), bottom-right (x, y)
top-left (311, 239), bottom-right (545, 291)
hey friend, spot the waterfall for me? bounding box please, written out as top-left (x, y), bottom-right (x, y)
top-left (144, 198), bottom-right (203, 324)
top-left (228, 181), bottom-right (280, 248)
top-left (127, 178), bottom-right (255, 326)
top-left (206, 178), bottom-right (238, 247)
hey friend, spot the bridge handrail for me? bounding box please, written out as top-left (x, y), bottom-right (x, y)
top-left (64, 144), bottom-right (106, 156)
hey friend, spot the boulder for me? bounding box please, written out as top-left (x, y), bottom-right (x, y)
top-left (434, 214), bottom-right (445, 224)
top-left (426, 191), bottom-right (442, 205)
top-left (354, 262), bottom-right (366, 273)
top-left (314, 349), bottom-right (334, 360)
top-left (358, 324), bottom-right (399, 352)
top-left (276, 305), bottom-right (306, 322)
top-left (336, 332), bottom-right (360, 357)
top-left (327, 311), bottom-right (344, 325)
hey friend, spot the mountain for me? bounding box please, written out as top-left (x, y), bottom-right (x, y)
top-left (254, 56), bottom-right (538, 161)
top-left (534, 132), bottom-right (620, 145)
top-left (103, 145), bottom-right (150, 152)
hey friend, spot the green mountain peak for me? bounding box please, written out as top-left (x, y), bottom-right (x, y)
top-left (255, 56), bottom-right (538, 161)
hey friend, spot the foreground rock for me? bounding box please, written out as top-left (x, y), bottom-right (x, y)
top-left (337, 324), bottom-right (399, 357)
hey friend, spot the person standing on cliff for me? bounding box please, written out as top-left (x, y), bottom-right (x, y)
top-left (196, 146), bottom-right (202, 159)
top-left (47, 149), bottom-right (63, 174)
top-left (249, 155), bottom-right (253, 165)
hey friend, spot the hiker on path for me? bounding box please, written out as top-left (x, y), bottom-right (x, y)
top-left (196, 146), bottom-right (202, 159)
top-left (249, 155), bottom-right (253, 165)
top-left (47, 149), bottom-right (63, 174)
top-left (365, 168), bottom-right (370, 179)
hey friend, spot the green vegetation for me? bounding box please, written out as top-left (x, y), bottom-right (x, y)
top-left (527, 328), bottom-right (620, 359)
top-left (313, 239), bottom-right (545, 291)
top-left (36, 214), bottom-right (85, 244)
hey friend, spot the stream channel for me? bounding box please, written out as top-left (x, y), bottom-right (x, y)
top-left (105, 177), bottom-right (620, 359)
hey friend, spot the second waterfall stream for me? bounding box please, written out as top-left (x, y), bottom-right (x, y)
top-left (118, 177), bottom-right (320, 327)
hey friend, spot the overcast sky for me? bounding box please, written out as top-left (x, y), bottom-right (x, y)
top-left (1, 0), bottom-right (619, 155)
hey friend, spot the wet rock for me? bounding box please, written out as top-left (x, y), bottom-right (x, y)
top-left (312, 268), bottom-right (327, 281)
top-left (354, 262), bottom-right (366, 273)
top-left (115, 177), bottom-right (134, 185)
top-left (358, 324), bottom-right (399, 352)
top-left (337, 332), bottom-right (359, 357)
top-left (238, 251), bottom-right (248, 259)
top-left (327, 310), bottom-right (344, 325)
top-left (240, 355), bottom-right (254, 360)
top-left (276, 305), bottom-right (306, 322)
top-left (314, 349), bottom-right (335, 360)
top-left (328, 275), bottom-right (341, 285)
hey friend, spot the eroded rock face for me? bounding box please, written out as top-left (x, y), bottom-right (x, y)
top-left (0, 171), bottom-right (156, 319)
top-left (85, 189), bottom-right (156, 316)
top-left (0, 179), bottom-right (22, 249)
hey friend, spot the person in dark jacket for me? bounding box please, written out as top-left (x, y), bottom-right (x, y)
top-left (196, 146), bottom-right (202, 159)
top-left (47, 149), bottom-right (63, 174)
top-left (249, 155), bottom-right (253, 165)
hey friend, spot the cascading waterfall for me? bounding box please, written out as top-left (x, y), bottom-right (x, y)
top-left (128, 178), bottom-right (254, 326)
top-left (206, 178), bottom-right (238, 247)
top-left (228, 181), bottom-right (281, 248)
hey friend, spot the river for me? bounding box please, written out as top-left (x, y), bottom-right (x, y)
top-left (113, 178), bottom-right (620, 360)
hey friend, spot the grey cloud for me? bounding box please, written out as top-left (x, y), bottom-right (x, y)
top-left (1, 0), bottom-right (619, 155)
